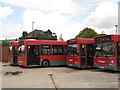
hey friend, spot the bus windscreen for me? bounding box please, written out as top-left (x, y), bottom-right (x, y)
top-left (18, 45), bottom-right (25, 56)
top-left (67, 44), bottom-right (79, 57)
top-left (95, 42), bottom-right (114, 57)
top-left (118, 42), bottom-right (120, 58)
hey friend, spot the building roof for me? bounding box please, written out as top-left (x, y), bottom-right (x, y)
top-left (19, 29), bottom-right (57, 40)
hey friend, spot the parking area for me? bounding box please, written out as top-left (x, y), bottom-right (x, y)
top-left (1, 62), bottom-right (120, 88)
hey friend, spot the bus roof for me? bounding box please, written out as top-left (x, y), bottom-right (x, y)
top-left (94, 35), bottom-right (120, 42)
top-left (19, 40), bottom-right (67, 45)
top-left (67, 38), bottom-right (94, 44)
top-left (11, 41), bottom-right (19, 46)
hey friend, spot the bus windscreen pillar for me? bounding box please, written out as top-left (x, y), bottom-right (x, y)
top-left (118, 1), bottom-right (120, 35)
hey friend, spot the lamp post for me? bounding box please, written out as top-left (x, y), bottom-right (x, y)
top-left (115, 25), bottom-right (118, 35)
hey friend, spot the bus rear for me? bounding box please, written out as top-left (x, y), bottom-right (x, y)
top-left (94, 35), bottom-right (120, 71)
top-left (8, 41), bottom-right (19, 65)
top-left (66, 38), bottom-right (94, 68)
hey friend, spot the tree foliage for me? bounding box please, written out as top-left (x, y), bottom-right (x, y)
top-left (99, 34), bottom-right (106, 36)
top-left (2, 40), bottom-right (10, 46)
top-left (75, 27), bottom-right (106, 38)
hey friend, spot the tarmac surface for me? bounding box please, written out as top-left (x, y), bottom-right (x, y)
top-left (1, 62), bottom-right (120, 89)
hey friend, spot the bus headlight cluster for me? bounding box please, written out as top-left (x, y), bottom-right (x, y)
top-left (75, 62), bottom-right (78, 64)
top-left (10, 57), bottom-right (13, 59)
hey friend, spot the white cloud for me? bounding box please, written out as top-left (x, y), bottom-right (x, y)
top-left (83, 2), bottom-right (118, 34)
top-left (0, 6), bottom-right (14, 39)
top-left (0, 23), bottom-right (23, 39)
top-left (0, 6), bottom-right (13, 19)
top-left (0, 0), bottom-right (118, 40)
top-left (22, 9), bottom-right (81, 40)
top-left (0, 0), bottom-right (85, 14)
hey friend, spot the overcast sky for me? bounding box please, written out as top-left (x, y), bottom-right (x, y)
top-left (0, 0), bottom-right (119, 40)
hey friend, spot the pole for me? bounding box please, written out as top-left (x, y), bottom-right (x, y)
top-left (115, 25), bottom-right (118, 35)
top-left (32, 22), bottom-right (34, 31)
top-left (118, 1), bottom-right (120, 35)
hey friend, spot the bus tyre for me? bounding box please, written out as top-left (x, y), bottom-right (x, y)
top-left (42, 60), bottom-right (50, 67)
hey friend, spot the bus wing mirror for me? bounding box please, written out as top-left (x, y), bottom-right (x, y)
top-left (105, 55), bottom-right (108, 58)
top-left (96, 55), bottom-right (98, 57)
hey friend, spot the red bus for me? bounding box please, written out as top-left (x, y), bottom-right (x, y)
top-left (66, 38), bottom-right (94, 68)
top-left (9, 41), bottom-right (19, 65)
top-left (94, 35), bottom-right (120, 71)
top-left (17, 40), bottom-right (67, 67)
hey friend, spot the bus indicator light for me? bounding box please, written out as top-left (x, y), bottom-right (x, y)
top-left (112, 64), bottom-right (116, 66)
top-left (28, 46), bottom-right (30, 49)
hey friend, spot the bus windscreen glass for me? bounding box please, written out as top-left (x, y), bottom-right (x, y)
top-left (118, 42), bottom-right (120, 58)
top-left (95, 42), bottom-right (114, 57)
top-left (67, 44), bottom-right (79, 57)
top-left (18, 45), bottom-right (25, 56)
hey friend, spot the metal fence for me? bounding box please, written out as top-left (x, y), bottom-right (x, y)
top-left (2, 46), bottom-right (9, 62)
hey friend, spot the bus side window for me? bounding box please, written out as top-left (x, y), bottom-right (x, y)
top-left (41, 45), bottom-right (51, 55)
top-left (9, 46), bottom-right (12, 56)
top-left (64, 45), bottom-right (67, 55)
top-left (52, 45), bottom-right (58, 55)
top-left (58, 45), bottom-right (63, 55)
top-left (34, 46), bottom-right (39, 55)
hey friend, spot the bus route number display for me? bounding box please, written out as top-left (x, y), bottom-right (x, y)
top-left (95, 36), bottom-right (111, 41)
top-left (68, 39), bottom-right (76, 44)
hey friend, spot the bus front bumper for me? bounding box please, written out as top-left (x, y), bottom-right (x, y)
top-left (66, 63), bottom-right (81, 68)
top-left (94, 64), bottom-right (118, 71)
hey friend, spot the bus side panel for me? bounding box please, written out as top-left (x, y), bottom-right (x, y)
top-left (66, 56), bottom-right (81, 68)
top-left (94, 57), bottom-right (117, 70)
top-left (40, 55), bottom-right (66, 66)
top-left (18, 56), bottom-right (27, 67)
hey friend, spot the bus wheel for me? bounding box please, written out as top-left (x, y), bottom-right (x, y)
top-left (42, 60), bottom-right (50, 67)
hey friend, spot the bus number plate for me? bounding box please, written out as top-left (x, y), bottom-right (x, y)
top-left (69, 64), bottom-right (72, 66)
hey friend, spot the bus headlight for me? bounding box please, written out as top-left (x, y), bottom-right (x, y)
top-left (75, 62), bottom-right (77, 64)
top-left (110, 60), bottom-right (114, 64)
top-left (10, 57), bottom-right (13, 59)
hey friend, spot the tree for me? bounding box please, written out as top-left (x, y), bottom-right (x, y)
top-left (75, 27), bottom-right (99, 38)
top-left (2, 40), bottom-right (10, 47)
top-left (99, 34), bottom-right (106, 36)
top-left (59, 34), bottom-right (64, 41)
top-left (99, 31), bottom-right (106, 36)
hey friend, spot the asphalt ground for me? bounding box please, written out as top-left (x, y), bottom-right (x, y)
top-left (1, 62), bottom-right (120, 89)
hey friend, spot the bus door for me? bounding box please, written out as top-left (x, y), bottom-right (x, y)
top-left (86, 44), bottom-right (94, 67)
top-left (117, 42), bottom-right (120, 70)
top-left (27, 45), bottom-right (40, 66)
top-left (80, 44), bottom-right (87, 68)
top-left (13, 46), bottom-right (18, 64)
